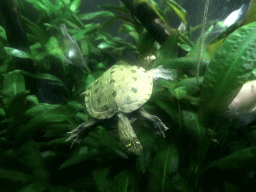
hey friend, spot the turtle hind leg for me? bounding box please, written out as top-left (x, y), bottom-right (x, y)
top-left (66, 120), bottom-right (98, 148)
top-left (117, 112), bottom-right (143, 155)
top-left (138, 107), bottom-right (169, 137)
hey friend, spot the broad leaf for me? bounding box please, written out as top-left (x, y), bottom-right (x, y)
top-left (21, 140), bottom-right (50, 181)
top-left (208, 147), bottom-right (256, 170)
top-left (200, 22), bottom-right (256, 124)
top-left (0, 168), bottom-right (34, 183)
top-left (166, 0), bottom-right (188, 25)
top-left (2, 71), bottom-right (26, 107)
top-left (114, 170), bottom-right (140, 192)
top-left (4, 47), bottom-right (36, 60)
top-left (147, 144), bottom-right (183, 192)
top-left (92, 167), bottom-right (113, 192)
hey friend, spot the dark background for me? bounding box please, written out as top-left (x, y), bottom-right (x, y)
top-left (79, 0), bottom-right (251, 40)
top-left (0, 0), bottom-right (251, 41)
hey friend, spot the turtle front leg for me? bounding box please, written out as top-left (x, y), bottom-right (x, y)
top-left (148, 65), bottom-right (173, 81)
top-left (117, 113), bottom-right (143, 155)
top-left (139, 108), bottom-right (169, 137)
top-left (66, 120), bottom-right (97, 148)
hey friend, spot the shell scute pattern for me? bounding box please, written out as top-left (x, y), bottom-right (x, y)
top-left (86, 68), bottom-right (117, 119)
top-left (110, 65), bottom-right (153, 113)
top-left (85, 65), bottom-right (153, 119)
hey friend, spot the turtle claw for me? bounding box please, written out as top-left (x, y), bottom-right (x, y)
top-left (151, 116), bottom-right (169, 137)
top-left (66, 120), bottom-right (97, 148)
top-left (139, 108), bottom-right (169, 137)
top-left (66, 128), bottom-right (82, 149)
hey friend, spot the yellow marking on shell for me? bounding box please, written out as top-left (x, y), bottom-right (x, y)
top-left (112, 65), bottom-right (153, 113)
top-left (86, 65), bottom-right (118, 119)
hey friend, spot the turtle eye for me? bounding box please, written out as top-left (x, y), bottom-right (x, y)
top-left (110, 79), bottom-right (115, 84)
top-left (112, 91), bottom-right (117, 97)
top-left (131, 87), bottom-right (137, 93)
top-left (226, 107), bottom-right (237, 117)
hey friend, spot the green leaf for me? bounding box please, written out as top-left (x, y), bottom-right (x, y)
top-left (4, 47), bottom-right (36, 60)
top-left (98, 42), bottom-right (116, 49)
top-left (0, 57), bottom-right (8, 73)
top-left (19, 70), bottom-right (67, 91)
top-left (136, 139), bottom-right (155, 174)
top-left (174, 86), bottom-right (186, 99)
top-left (79, 126), bottom-right (127, 157)
top-left (243, 0), bottom-right (256, 25)
top-left (70, 0), bottom-right (81, 12)
top-left (208, 147), bottom-right (256, 170)
top-left (15, 113), bottom-right (68, 145)
top-left (73, 23), bottom-right (101, 40)
top-left (150, 90), bottom-right (178, 121)
top-left (5, 103), bottom-right (61, 141)
top-left (26, 95), bottom-right (40, 106)
top-left (137, 30), bottom-right (155, 55)
top-left (66, 101), bottom-right (84, 113)
top-left (44, 123), bottom-right (72, 138)
top-left (155, 35), bottom-right (179, 62)
top-left (135, 0), bottom-right (169, 26)
top-left (59, 148), bottom-right (100, 170)
top-left (45, 36), bottom-right (66, 61)
top-left (161, 36), bottom-right (210, 70)
top-left (7, 91), bottom-right (29, 117)
top-left (23, 104), bottom-right (61, 119)
top-left (0, 168), bottom-right (34, 183)
top-left (92, 167), bottom-right (113, 192)
top-left (47, 101), bottom-right (82, 117)
top-left (175, 77), bottom-right (203, 96)
top-left (166, 0), bottom-right (188, 25)
top-left (22, 140), bottom-right (50, 181)
top-left (147, 144), bottom-right (180, 191)
top-left (19, 182), bottom-right (49, 192)
top-left (0, 25), bottom-right (7, 40)
top-left (22, 16), bottom-right (49, 46)
top-left (181, 111), bottom-right (206, 140)
top-left (27, 0), bottom-right (52, 16)
top-left (40, 150), bottom-right (57, 162)
top-left (0, 138), bottom-right (13, 151)
top-left (46, 137), bottom-right (69, 146)
top-left (79, 11), bottom-right (114, 20)
top-left (181, 111), bottom-right (206, 161)
top-left (119, 23), bottom-right (138, 40)
top-left (2, 70), bottom-right (26, 107)
top-left (188, 37), bottom-right (210, 66)
top-left (49, 185), bottom-right (72, 192)
top-left (159, 56), bottom-right (199, 70)
top-left (0, 108), bottom-right (5, 117)
top-left (224, 182), bottom-right (242, 192)
top-left (200, 22), bottom-right (256, 123)
top-left (99, 4), bottom-right (129, 14)
top-left (114, 170), bottom-right (140, 192)
top-left (62, 2), bottom-right (84, 29)
top-left (67, 177), bottom-right (96, 191)
top-left (101, 17), bottom-right (120, 31)
top-left (75, 112), bottom-right (89, 123)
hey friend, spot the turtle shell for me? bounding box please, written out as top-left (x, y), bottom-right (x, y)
top-left (85, 65), bottom-right (153, 119)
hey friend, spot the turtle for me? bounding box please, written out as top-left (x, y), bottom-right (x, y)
top-left (67, 63), bottom-right (173, 155)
